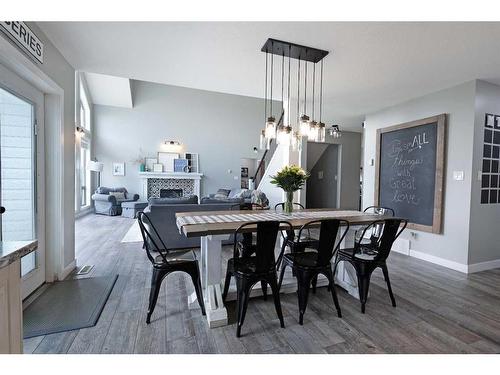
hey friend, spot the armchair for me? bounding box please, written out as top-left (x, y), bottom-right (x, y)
top-left (92, 187), bottom-right (139, 216)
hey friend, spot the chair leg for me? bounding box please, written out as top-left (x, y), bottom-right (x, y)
top-left (276, 240), bottom-right (287, 270)
top-left (296, 270), bottom-right (312, 325)
top-left (268, 275), bottom-right (285, 328)
top-left (222, 265), bottom-right (232, 302)
top-left (188, 265), bottom-right (206, 316)
top-left (146, 268), bottom-right (167, 324)
top-left (278, 263), bottom-right (287, 290)
top-left (236, 277), bottom-right (251, 338)
top-left (312, 275), bottom-right (318, 294)
top-left (381, 264), bottom-right (396, 307)
top-left (357, 272), bottom-right (371, 314)
top-left (261, 281), bottom-right (268, 300)
top-left (325, 268), bottom-right (342, 318)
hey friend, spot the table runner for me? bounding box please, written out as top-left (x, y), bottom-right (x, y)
top-left (176, 210), bottom-right (365, 233)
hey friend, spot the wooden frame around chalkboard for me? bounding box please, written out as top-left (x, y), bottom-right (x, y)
top-left (375, 114), bottom-right (446, 234)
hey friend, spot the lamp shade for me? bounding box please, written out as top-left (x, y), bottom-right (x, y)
top-left (88, 160), bottom-right (104, 172)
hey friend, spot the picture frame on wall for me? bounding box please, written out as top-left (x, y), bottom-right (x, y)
top-left (145, 157), bottom-right (157, 172)
top-left (112, 162), bottom-right (125, 176)
top-left (158, 152), bottom-right (179, 173)
top-left (152, 163), bottom-right (163, 173)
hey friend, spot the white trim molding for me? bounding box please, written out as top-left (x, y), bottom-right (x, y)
top-left (468, 259), bottom-right (500, 273)
top-left (59, 259), bottom-right (76, 281)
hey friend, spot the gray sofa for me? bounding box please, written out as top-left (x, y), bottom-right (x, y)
top-left (143, 195), bottom-right (242, 249)
top-left (205, 188), bottom-right (270, 208)
top-left (92, 187), bottom-right (140, 216)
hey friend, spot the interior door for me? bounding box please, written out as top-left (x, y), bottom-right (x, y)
top-left (0, 63), bottom-right (45, 299)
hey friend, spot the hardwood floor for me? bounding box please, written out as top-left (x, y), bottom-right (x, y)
top-left (24, 214), bottom-right (500, 354)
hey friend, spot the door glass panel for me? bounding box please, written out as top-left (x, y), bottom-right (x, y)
top-left (0, 87), bottom-right (36, 276)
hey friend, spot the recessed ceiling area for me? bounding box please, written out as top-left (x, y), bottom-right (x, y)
top-left (39, 22), bottom-right (500, 130)
top-left (84, 72), bottom-right (133, 108)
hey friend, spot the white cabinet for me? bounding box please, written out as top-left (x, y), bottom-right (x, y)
top-left (0, 259), bottom-right (22, 354)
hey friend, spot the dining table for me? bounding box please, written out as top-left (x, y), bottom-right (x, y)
top-left (175, 208), bottom-right (389, 328)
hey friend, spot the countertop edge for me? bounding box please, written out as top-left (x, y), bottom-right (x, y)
top-left (0, 240), bottom-right (38, 270)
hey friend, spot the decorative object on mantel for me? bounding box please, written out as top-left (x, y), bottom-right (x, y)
top-left (153, 163), bottom-right (163, 173)
top-left (158, 152), bottom-right (179, 173)
top-left (270, 165), bottom-right (309, 214)
top-left (260, 38), bottom-right (341, 151)
top-left (112, 162), bottom-right (125, 176)
top-left (145, 157), bottom-right (157, 172)
top-left (184, 152), bottom-right (199, 173)
top-left (174, 158), bottom-right (189, 172)
top-left (132, 148), bottom-right (146, 171)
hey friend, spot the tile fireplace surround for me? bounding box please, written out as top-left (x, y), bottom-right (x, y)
top-left (138, 172), bottom-right (203, 200)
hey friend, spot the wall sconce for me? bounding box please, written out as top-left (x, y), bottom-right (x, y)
top-left (163, 140), bottom-right (182, 153)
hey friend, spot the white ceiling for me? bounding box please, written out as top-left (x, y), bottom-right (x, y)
top-left (39, 22), bottom-right (500, 130)
top-left (84, 72), bottom-right (133, 108)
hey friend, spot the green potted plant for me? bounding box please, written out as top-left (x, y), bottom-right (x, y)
top-left (270, 165), bottom-right (310, 213)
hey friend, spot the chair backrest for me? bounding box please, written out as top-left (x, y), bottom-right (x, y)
top-left (297, 219), bottom-right (350, 266)
top-left (274, 202), bottom-right (305, 211)
top-left (355, 218), bottom-right (408, 261)
top-left (137, 211), bottom-right (170, 265)
top-left (233, 221), bottom-right (292, 272)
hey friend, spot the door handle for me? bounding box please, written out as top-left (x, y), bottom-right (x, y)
top-left (0, 207), bottom-right (5, 214)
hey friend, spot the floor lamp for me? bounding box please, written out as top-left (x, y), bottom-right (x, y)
top-left (88, 160), bottom-right (104, 189)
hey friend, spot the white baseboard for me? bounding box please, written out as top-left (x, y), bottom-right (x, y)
top-left (468, 258), bottom-right (500, 273)
top-left (59, 259), bottom-right (76, 280)
top-left (405, 249), bottom-right (468, 273)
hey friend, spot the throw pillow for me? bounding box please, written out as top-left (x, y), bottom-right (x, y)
top-left (214, 188), bottom-right (231, 199)
top-left (109, 191), bottom-right (126, 200)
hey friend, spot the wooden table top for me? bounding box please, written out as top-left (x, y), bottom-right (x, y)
top-left (176, 208), bottom-right (389, 238)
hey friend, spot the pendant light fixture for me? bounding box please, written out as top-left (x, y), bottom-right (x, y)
top-left (261, 38), bottom-right (335, 149)
top-left (265, 45), bottom-right (276, 139)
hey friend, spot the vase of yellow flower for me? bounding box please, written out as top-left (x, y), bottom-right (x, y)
top-left (270, 165), bottom-right (310, 214)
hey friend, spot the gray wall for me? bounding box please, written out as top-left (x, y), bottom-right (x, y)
top-left (469, 80), bottom-right (500, 264)
top-left (94, 80), bottom-right (272, 197)
top-left (363, 81), bottom-right (476, 266)
top-left (306, 144), bottom-right (339, 208)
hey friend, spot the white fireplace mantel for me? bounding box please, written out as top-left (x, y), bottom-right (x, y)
top-left (139, 172), bottom-right (203, 199)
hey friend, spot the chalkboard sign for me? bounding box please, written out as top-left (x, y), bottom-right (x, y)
top-left (375, 114), bottom-right (446, 233)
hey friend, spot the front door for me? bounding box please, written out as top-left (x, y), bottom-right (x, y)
top-left (0, 63), bottom-right (45, 299)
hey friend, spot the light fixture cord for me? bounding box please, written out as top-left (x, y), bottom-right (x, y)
top-left (287, 46), bottom-right (291, 126)
top-left (312, 62), bottom-right (316, 120)
top-left (297, 57), bottom-right (301, 122)
top-left (304, 60), bottom-right (307, 114)
top-left (281, 51), bottom-right (284, 116)
top-left (270, 43), bottom-right (274, 117)
top-left (264, 50), bottom-right (268, 121)
top-left (320, 59), bottom-right (323, 123)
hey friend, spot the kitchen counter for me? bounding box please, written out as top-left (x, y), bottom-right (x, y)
top-left (0, 240), bottom-right (38, 269)
top-left (0, 239), bottom-right (37, 353)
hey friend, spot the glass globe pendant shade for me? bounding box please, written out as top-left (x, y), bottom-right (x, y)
top-left (277, 125), bottom-right (292, 146)
top-left (328, 124), bottom-right (342, 138)
top-left (299, 114), bottom-right (310, 136)
top-left (308, 121), bottom-right (319, 141)
top-left (265, 116), bottom-right (277, 139)
top-left (291, 131), bottom-right (301, 151)
top-left (259, 129), bottom-right (268, 150)
top-left (318, 122), bottom-right (326, 142)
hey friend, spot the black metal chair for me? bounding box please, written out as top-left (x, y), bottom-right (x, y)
top-left (275, 202), bottom-right (319, 270)
top-left (363, 206), bottom-right (395, 216)
top-left (278, 219), bottom-right (349, 325)
top-left (137, 212), bottom-right (206, 324)
top-left (222, 220), bottom-right (292, 337)
top-left (334, 218), bottom-right (408, 314)
top-left (230, 202), bottom-right (265, 258)
top-left (356, 206), bottom-right (395, 250)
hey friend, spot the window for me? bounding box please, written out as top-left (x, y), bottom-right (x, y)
top-left (75, 74), bottom-right (92, 213)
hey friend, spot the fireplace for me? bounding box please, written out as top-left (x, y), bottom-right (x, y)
top-left (160, 188), bottom-right (183, 198)
top-left (139, 172), bottom-right (203, 200)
